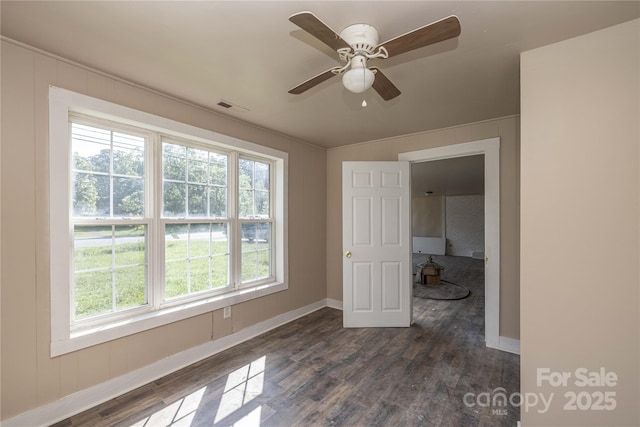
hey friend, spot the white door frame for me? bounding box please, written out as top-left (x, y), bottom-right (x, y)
top-left (398, 137), bottom-right (500, 348)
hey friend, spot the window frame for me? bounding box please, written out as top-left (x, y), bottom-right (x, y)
top-left (69, 116), bottom-right (155, 331)
top-left (49, 86), bottom-right (288, 357)
top-left (158, 136), bottom-right (236, 306)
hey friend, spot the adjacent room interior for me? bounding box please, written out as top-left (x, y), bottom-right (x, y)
top-left (411, 155), bottom-right (485, 305)
top-left (1, 2), bottom-right (638, 426)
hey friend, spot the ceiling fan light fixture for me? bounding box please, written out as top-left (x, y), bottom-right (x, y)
top-left (288, 12), bottom-right (461, 101)
top-left (342, 67), bottom-right (375, 94)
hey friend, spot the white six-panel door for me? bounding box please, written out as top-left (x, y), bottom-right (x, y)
top-left (342, 161), bottom-right (411, 327)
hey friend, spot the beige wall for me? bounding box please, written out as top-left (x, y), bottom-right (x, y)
top-left (326, 116), bottom-right (521, 340)
top-left (0, 40), bottom-right (327, 420)
top-left (521, 19), bottom-right (639, 426)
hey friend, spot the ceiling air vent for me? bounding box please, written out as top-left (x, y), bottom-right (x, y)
top-left (216, 100), bottom-right (249, 113)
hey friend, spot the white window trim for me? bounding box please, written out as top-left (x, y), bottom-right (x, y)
top-left (49, 86), bottom-right (288, 357)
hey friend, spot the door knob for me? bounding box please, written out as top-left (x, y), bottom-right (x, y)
top-left (345, 251), bottom-right (352, 258)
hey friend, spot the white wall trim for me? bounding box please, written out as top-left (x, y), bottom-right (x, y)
top-left (399, 138), bottom-right (502, 349)
top-left (487, 336), bottom-right (521, 355)
top-left (326, 298), bottom-right (343, 310)
top-left (3, 292), bottom-right (517, 426)
top-left (2, 299), bottom-right (331, 427)
top-left (48, 86), bottom-right (290, 357)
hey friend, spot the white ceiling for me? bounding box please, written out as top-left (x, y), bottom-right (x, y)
top-left (2, 1), bottom-right (639, 149)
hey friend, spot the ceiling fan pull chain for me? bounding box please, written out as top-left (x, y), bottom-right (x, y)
top-left (361, 59), bottom-right (368, 107)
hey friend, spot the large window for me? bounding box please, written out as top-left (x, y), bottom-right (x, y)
top-left (50, 87), bottom-right (287, 356)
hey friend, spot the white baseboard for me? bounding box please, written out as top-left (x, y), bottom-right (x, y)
top-left (2, 299), bottom-right (331, 427)
top-left (325, 298), bottom-right (343, 310)
top-left (487, 335), bottom-right (521, 355)
top-left (5, 300), bottom-right (519, 426)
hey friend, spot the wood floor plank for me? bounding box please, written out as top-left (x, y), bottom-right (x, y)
top-left (53, 256), bottom-right (520, 427)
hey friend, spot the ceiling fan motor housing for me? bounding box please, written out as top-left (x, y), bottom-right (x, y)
top-left (339, 23), bottom-right (379, 54)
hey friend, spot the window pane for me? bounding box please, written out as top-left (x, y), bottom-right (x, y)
top-left (190, 257), bottom-right (210, 293)
top-left (238, 159), bottom-right (270, 219)
top-left (163, 143), bottom-right (186, 181)
top-left (188, 148), bottom-right (208, 184)
top-left (239, 159), bottom-right (254, 189)
top-left (164, 222), bottom-right (230, 300)
top-left (114, 226), bottom-right (146, 266)
top-left (256, 222), bottom-right (270, 243)
top-left (71, 122), bottom-right (146, 218)
top-left (75, 270), bottom-right (112, 319)
top-left (163, 182), bottom-right (186, 217)
top-left (189, 223), bottom-right (210, 257)
top-left (241, 222), bottom-right (257, 243)
top-left (73, 150), bottom-right (102, 173)
top-left (241, 222), bottom-right (271, 283)
top-left (257, 250), bottom-right (271, 278)
top-left (255, 162), bottom-right (269, 190)
top-left (93, 175), bottom-right (111, 216)
top-left (239, 159), bottom-right (254, 218)
top-left (112, 132), bottom-right (144, 176)
top-left (72, 123), bottom-right (110, 173)
top-left (72, 172), bottom-right (105, 217)
top-left (115, 266), bottom-right (146, 310)
top-left (188, 184), bottom-right (207, 217)
top-left (74, 226), bottom-right (112, 271)
top-left (72, 173), bottom-right (109, 217)
top-left (73, 224), bottom-right (148, 320)
top-left (255, 191), bottom-right (269, 217)
top-left (239, 189), bottom-right (254, 217)
top-left (114, 177), bottom-right (144, 217)
top-left (212, 254), bottom-right (229, 288)
top-left (209, 187), bottom-right (227, 218)
top-left (211, 223), bottom-right (229, 288)
top-left (165, 260), bottom-right (188, 299)
top-left (165, 224), bottom-right (188, 260)
top-left (241, 251), bottom-right (258, 283)
top-left (209, 153), bottom-right (227, 186)
top-left (163, 142), bottom-right (229, 219)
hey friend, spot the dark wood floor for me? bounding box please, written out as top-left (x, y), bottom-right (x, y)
top-left (52, 256), bottom-right (520, 427)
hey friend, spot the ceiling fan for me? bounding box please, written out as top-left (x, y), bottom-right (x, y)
top-left (288, 11), bottom-right (461, 101)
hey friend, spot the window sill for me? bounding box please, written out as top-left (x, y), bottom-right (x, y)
top-left (51, 280), bottom-right (288, 357)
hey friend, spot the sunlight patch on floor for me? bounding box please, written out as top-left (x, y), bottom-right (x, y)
top-left (233, 405), bottom-right (263, 427)
top-left (215, 355), bottom-right (266, 424)
top-left (127, 355), bottom-right (266, 426)
top-left (130, 385), bottom-right (206, 426)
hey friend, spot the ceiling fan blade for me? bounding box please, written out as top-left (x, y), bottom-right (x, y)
top-left (289, 11), bottom-right (351, 52)
top-left (289, 68), bottom-right (339, 95)
top-left (370, 68), bottom-right (401, 101)
top-left (377, 15), bottom-right (461, 58)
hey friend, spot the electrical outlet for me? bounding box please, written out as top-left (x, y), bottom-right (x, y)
top-left (223, 306), bottom-right (231, 319)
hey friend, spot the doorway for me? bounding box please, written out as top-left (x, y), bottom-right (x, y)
top-left (399, 137), bottom-right (500, 348)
